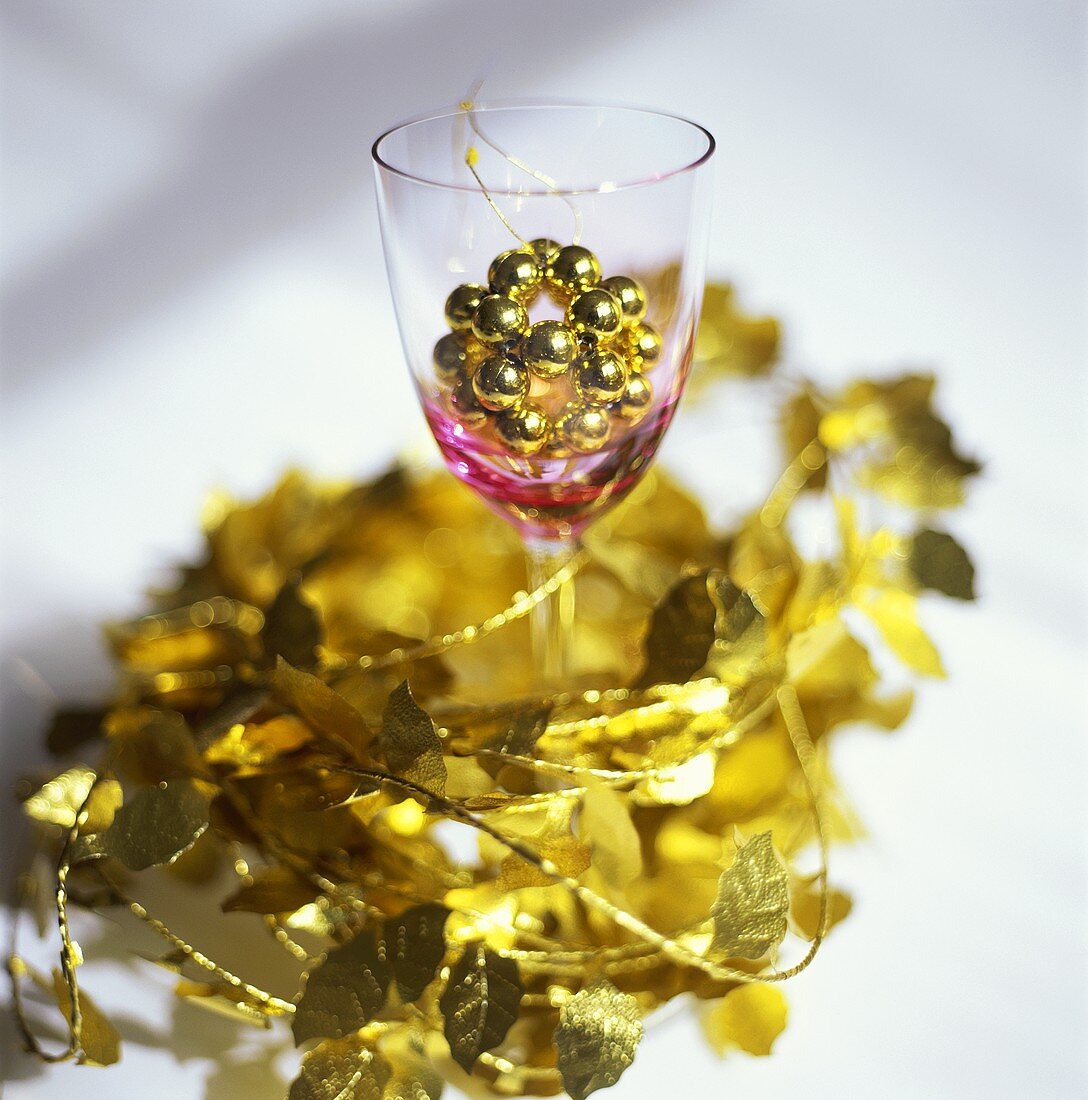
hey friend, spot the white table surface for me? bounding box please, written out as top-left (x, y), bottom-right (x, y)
top-left (2, 2), bottom-right (1086, 1096)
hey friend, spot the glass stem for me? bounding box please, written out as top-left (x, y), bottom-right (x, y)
top-left (524, 537), bottom-right (578, 688)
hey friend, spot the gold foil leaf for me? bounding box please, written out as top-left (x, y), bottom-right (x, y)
top-left (97, 779), bottom-right (210, 871)
top-left (439, 943), bottom-right (523, 1072)
top-left (294, 929), bottom-right (392, 1045)
top-left (221, 864), bottom-right (319, 915)
top-left (45, 707), bottom-right (105, 755)
top-left (50, 968), bottom-right (122, 1067)
top-left (23, 766), bottom-right (97, 828)
top-left (710, 832), bottom-right (789, 960)
top-left (579, 785), bottom-right (642, 891)
top-left (174, 980), bottom-right (280, 1028)
top-left (482, 702), bottom-right (552, 758)
top-left (380, 1028), bottom-right (444, 1099)
top-left (272, 657), bottom-right (373, 758)
top-left (909, 528), bottom-right (976, 600)
top-left (555, 979), bottom-right (642, 1100)
top-left (204, 714), bottom-right (312, 768)
top-left (381, 681), bottom-right (447, 796)
top-left (791, 877), bottom-right (853, 940)
top-left (857, 589), bottom-right (945, 678)
top-left (386, 904), bottom-right (450, 1003)
top-left (289, 1035), bottom-right (390, 1100)
top-left (692, 283), bottom-right (780, 383)
top-left (786, 617), bottom-right (877, 696)
top-left (263, 578), bottom-right (323, 669)
top-left (636, 571), bottom-right (718, 687)
top-left (701, 984), bottom-right (787, 1056)
top-left (633, 751), bottom-right (716, 806)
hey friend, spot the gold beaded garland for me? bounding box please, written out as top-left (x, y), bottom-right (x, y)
top-left (523, 319), bottom-right (577, 379)
top-left (572, 348), bottom-right (628, 406)
top-left (445, 283), bottom-right (487, 331)
top-left (495, 403), bottom-right (552, 455)
top-left (436, 241), bottom-right (666, 458)
top-left (567, 288), bottom-right (623, 340)
top-left (472, 353), bottom-right (530, 411)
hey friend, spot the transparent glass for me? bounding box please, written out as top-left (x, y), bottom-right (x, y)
top-left (372, 101), bottom-right (715, 682)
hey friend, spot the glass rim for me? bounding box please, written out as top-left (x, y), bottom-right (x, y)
top-left (371, 99), bottom-right (716, 196)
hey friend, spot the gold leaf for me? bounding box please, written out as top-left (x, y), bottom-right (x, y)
top-left (555, 979), bottom-right (642, 1100)
top-left (386, 904), bottom-right (450, 1003)
top-left (579, 785), bottom-right (642, 891)
top-left (481, 702), bottom-right (552, 758)
top-left (786, 617), bottom-right (877, 696)
top-left (857, 589), bottom-right (945, 677)
top-left (293, 929), bottom-right (392, 1045)
top-left (381, 681), bottom-right (447, 796)
top-left (909, 528), bottom-right (976, 600)
top-left (272, 657), bottom-right (374, 758)
top-left (49, 968), bottom-right (122, 1067)
top-left (44, 707), bottom-right (105, 755)
top-left (701, 984), bottom-right (787, 1056)
top-left (633, 751), bottom-right (716, 806)
top-left (289, 1035), bottom-right (390, 1100)
top-left (381, 1028), bottom-right (444, 1099)
top-left (692, 283), bottom-right (780, 385)
top-left (263, 578), bottom-right (323, 669)
top-left (710, 832), bottom-right (789, 960)
top-left (438, 943), bottom-right (522, 1072)
top-left (204, 714), bottom-right (312, 768)
top-left (790, 877), bottom-right (853, 940)
top-left (636, 571), bottom-right (717, 687)
top-left (23, 766), bottom-right (97, 828)
top-left (174, 979), bottom-right (280, 1028)
top-left (221, 864), bottom-right (319, 915)
top-left (97, 779), bottom-right (210, 871)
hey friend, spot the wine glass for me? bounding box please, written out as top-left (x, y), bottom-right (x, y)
top-left (372, 101), bottom-right (715, 683)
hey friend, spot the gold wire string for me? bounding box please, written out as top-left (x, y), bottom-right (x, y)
top-left (460, 82), bottom-right (582, 247)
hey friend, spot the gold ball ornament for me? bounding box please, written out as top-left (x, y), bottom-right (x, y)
top-left (445, 283), bottom-right (487, 331)
top-left (448, 374), bottom-right (489, 429)
top-left (495, 403), bottom-right (552, 455)
top-left (522, 319), bottom-right (577, 379)
top-left (471, 294), bottom-right (529, 345)
top-left (472, 354), bottom-right (530, 411)
top-left (614, 371), bottom-right (654, 424)
top-left (567, 288), bottom-right (623, 340)
top-left (547, 245), bottom-right (601, 300)
top-left (600, 275), bottom-right (647, 326)
top-left (488, 248), bottom-right (542, 302)
top-left (625, 322), bottom-right (663, 368)
top-left (555, 402), bottom-right (612, 454)
top-left (572, 348), bottom-right (628, 406)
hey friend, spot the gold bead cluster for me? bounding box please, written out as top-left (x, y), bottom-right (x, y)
top-left (434, 240), bottom-right (663, 457)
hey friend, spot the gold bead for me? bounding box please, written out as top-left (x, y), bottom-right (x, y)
top-left (471, 294), bottom-right (529, 345)
top-left (529, 237), bottom-right (561, 266)
top-left (445, 283), bottom-right (487, 331)
top-left (600, 275), bottom-right (647, 326)
top-left (615, 371), bottom-right (654, 424)
top-left (522, 319), bottom-right (577, 379)
top-left (448, 373), bottom-right (489, 428)
top-left (495, 403), bottom-right (551, 455)
top-left (547, 245), bottom-right (601, 301)
top-left (567, 288), bottom-right (623, 340)
top-left (572, 348), bottom-right (628, 406)
top-left (472, 354), bottom-right (529, 411)
top-left (625, 322), bottom-right (663, 368)
top-left (555, 402), bottom-right (611, 454)
top-left (488, 248), bottom-right (542, 301)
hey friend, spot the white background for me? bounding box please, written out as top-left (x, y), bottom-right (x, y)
top-left (2, 2), bottom-right (1086, 1097)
